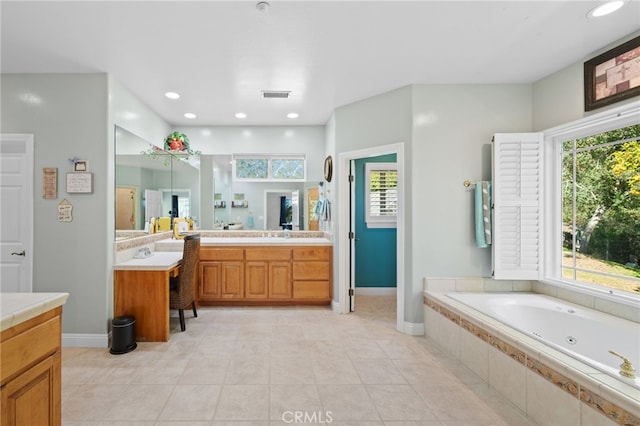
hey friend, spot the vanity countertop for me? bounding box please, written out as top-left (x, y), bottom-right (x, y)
top-left (1, 292), bottom-right (70, 332)
top-left (113, 251), bottom-right (183, 271)
top-left (155, 237), bottom-right (333, 251)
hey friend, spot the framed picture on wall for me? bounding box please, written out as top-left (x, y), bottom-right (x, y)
top-left (584, 35), bottom-right (640, 111)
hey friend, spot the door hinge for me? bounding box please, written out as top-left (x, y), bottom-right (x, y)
top-left (348, 174), bottom-right (354, 182)
top-left (348, 231), bottom-right (355, 239)
top-left (348, 288), bottom-right (354, 296)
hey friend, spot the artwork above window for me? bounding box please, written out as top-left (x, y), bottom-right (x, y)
top-left (232, 154), bottom-right (306, 182)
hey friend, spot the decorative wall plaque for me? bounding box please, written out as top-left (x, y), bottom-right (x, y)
top-left (58, 199), bottom-right (73, 222)
top-left (66, 172), bottom-right (93, 193)
top-left (43, 168), bottom-right (57, 199)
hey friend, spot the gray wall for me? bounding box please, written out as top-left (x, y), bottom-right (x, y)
top-left (331, 84), bottom-right (533, 324)
top-left (332, 85), bottom-right (414, 317)
top-left (1, 74), bottom-right (111, 335)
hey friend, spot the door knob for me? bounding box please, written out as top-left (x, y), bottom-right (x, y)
top-left (11, 250), bottom-right (26, 256)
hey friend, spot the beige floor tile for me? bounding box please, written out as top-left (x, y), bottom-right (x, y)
top-left (352, 358), bottom-right (408, 384)
top-left (157, 384), bottom-right (221, 421)
top-left (60, 297), bottom-right (534, 425)
top-left (317, 384), bottom-right (381, 421)
top-left (269, 384), bottom-right (323, 420)
top-left (270, 356), bottom-right (316, 384)
top-left (366, 384), bottom-right (437, 421)
top-left (178, 356), bottom-right (230, 384)
top-left (224, 356), bottom-right (270, 384)
top-left (312, 355), bottom-right (362, 384)
top-left (102, 384), bottom-right (174, 421)
top-left (214, 384), bottom-right (270, 421)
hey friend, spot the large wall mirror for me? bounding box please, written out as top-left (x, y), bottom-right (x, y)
top-left (115, 126), bottom-right (200, 238)
top-left (115, 127), bottom-right (321, 239)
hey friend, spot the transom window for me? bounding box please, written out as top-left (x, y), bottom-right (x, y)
top-left (233, 154), bottom-right (306, 182)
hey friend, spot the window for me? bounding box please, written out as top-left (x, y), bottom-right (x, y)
top-left (365, 162), bottom-right (397, 228)
top-left (560, 124), bottom-right (640, 294)
top-left (233, 154), bottom-right (305, 181)
top-left (494, 104), bottom-right (640, 299)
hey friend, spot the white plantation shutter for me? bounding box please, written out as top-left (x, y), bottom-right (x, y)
top-left (492, 133), bottom-right (543, 280)
top-left (365, 162), bottom-right (397, 227)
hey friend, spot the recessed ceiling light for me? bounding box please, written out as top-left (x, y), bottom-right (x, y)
top-left (287, 112), bottom-right (299, 119)
top-left (165, 92), bottom-right (180, 99)
top-left (235, 112), bottom-right (247, 119)
top-left (256, 1), bottom-right (270, 13)
top-left (184, 113), bottom-right (196, 119)
top-left (587, 1), bottom-right (625, 18)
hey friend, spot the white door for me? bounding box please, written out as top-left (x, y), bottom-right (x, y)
top-left (1, 134), bottom-right (34, 292)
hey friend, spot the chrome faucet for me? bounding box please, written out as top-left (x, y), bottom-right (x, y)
top-left (609, 350), bottom-right (636, 378)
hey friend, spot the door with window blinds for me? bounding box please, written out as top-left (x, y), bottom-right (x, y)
top-left (492, 133), bottom-right (543, 280)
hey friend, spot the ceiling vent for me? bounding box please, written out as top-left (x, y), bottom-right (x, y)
top-left (262, 90), bottom-right (291, 99)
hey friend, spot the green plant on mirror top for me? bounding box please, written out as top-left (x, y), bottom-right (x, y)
top-left (142, 131), bottom-right (200, 165)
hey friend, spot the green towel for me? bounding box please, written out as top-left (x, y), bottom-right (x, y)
top-left (474, 181), bottom-right (492, 248)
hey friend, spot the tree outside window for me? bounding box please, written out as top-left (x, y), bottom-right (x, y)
top-left (561, 124), bottom-right (640, 294)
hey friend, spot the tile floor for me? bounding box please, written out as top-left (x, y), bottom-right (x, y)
top-left (62, 296), bottom-right (537, 425)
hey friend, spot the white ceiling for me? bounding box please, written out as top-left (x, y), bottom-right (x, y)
top-left (2, 1), bottom-right (639, 126)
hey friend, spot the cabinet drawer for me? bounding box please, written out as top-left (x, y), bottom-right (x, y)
top-left (293, 281), bottom-right (331, 299)
top-left (293, 246), bottom-right (331, 261)
top-left (200, 248), bottom-right (244, 261)
top-left (245, 248), bottom-right (291, 261)
top-left (293, 261), bottom-right (330, 280)
top-left (1, 314), bottom-right (60, 383)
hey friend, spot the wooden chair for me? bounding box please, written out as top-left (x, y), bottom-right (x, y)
top-left (169, 233), bottom-right (200, 331)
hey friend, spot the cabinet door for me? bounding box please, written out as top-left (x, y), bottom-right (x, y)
top-left (269, 262), bottom-right (292, 299)
top-left (245, 261), bottom-right (268, 299)
top-left (220, 262), bottom-right (244, 299)
top-left (1, 352), bottom-right (61, 426)
top-left (199, 262), bottom-right (222, 300)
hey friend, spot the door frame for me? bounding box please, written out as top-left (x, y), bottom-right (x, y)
top-left (337, 142), bottom-right (405, 332)
top-left (1, 133), bottom-right (34, 292)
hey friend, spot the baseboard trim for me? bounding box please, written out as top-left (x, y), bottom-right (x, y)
top-left (62, 333), bottom-right (109, 348)
top-left (355, 287), bottom-right (397, 296)
top-left (402, 321), bottom-right (425, 336)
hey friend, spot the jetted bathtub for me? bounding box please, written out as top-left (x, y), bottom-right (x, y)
top-left (446, 292), bottom-right (640, 390)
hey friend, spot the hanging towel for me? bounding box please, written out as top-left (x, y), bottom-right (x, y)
top-left (322, 200), bottom-right (331, 222)
top-left (315, 199), bottom-right (325, 218)
top-left (482, 181), bottom-right (492, 245)
top-left (474, 181), bottom-right (492, 248)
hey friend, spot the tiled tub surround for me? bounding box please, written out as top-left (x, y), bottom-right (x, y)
top-left (423, 279), bottom-right (640, 426)
top-left (447, 292), bottom-right (640, 389)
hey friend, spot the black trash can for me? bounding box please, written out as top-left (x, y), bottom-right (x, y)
top-left (110, 315), bottom-right (137, 355)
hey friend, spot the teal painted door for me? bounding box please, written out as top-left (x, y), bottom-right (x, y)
top-left (354, 154), bottom-right (397, 288)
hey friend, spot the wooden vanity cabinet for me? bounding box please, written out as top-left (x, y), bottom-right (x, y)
top-left (245, 248), bottom-right (292, 300)
top-left (197, 245), bottom-right (332, 305)
top-left (1, 307), bottom-right (63, 426)
top-left (293, 247), bottom-right (332, 301)
top-left (199, 248), bottom-right (244, 301)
